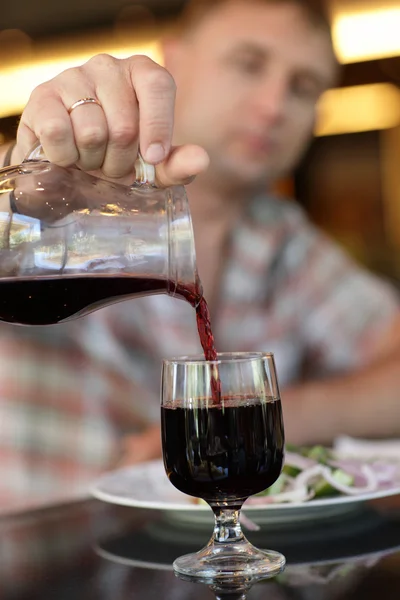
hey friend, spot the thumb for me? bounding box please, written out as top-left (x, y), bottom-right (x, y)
top-left (155, 144), bottom-right (210, 187)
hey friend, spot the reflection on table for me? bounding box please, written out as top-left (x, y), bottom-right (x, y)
top-left (1, 497), bottom-right (400, 599)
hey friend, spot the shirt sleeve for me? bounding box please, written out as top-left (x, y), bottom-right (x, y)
top-left (282, 214), bottom-right (400, 377)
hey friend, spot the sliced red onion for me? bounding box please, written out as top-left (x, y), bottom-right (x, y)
top-left (247, 485), bottom-right (313, 505)
top-left (331, 459), bottom-right (400, 489)
top-left (319, 464), bottom-right (378, 495)
top-left (288, 462), bottom-right (377, 496)
top-left (369, 461), bottom-right (400, 485)
top-left (292, 465), bottom-right (327, 489)
top-left (329, 459), bottom-right (371, 486)
top-left (334, 435), bottom-right (400, 461)
top-left (285, 451), bottom-right (317, 469)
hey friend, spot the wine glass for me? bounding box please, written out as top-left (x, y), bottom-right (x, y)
top-left (161, 352), bottom-right (286, 583)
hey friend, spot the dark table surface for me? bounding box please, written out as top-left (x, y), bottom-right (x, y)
top-left (1, 495), bottom-right (400, 600)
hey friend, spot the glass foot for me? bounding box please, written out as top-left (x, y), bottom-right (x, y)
top-left (173, 539), bottom-right (285, 584)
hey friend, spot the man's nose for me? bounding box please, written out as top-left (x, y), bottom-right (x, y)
top-left (254, 76), bottom-right (288, 124)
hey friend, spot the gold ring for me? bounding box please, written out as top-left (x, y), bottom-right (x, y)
top-left (68, 97), bottom-right (102, 114)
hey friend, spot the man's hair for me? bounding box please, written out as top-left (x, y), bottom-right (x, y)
top-left (178, 0), bottom-right (332, 39)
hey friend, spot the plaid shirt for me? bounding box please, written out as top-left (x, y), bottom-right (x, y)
top-left (0, 195), bottom-right (398, 513)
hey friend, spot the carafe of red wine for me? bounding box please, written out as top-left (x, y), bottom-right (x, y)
top-left (0, 144), bottom-right (201, 325)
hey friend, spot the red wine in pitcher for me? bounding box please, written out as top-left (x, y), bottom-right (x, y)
top-left (161, 397), bottom-right (284, 502)
top-left (0, 275), bottom-right (217, 361)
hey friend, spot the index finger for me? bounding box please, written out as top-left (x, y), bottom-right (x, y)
top-left (128, 56), bottom-right (176, 165)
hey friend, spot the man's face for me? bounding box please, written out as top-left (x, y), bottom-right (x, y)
top-left (165, 0), bottom-right (337, 187)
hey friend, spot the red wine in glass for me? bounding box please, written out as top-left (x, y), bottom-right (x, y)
top-left (161, 398), bottom-right (284, 502)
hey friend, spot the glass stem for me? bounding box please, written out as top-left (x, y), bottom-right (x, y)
top-left (210, 505), bottom-right (245, 544)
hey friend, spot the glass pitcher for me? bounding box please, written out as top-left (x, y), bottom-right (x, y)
top-left (0, 144), bottom-right (201, 325)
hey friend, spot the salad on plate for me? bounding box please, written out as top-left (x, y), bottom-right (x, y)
top-left (247, 442), bottom-right (400, 505)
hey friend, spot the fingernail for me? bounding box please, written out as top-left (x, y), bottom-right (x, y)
top-left (144, 143), bottom-right (165, 164)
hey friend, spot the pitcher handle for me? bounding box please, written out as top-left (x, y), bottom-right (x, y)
top-left (23, 142), bottom-right (47, 163)
top-left (133, 153), bottom-right (156, 187)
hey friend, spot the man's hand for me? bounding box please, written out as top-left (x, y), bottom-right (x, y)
top-left (15, 54), bottom-right (209, 185)
top-left (116, 424), bottom-right (162, 467)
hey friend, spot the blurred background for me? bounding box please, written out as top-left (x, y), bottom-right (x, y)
top-left (1, 0), bottom-right (400, 284)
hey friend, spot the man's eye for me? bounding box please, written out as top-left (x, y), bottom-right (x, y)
top-left (234, 57), bottom-right (264, 74)
top-left (292, 80), bottom-right (321, 102)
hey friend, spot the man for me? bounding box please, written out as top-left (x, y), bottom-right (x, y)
top-left (0, 0), bottom-right (399, 509)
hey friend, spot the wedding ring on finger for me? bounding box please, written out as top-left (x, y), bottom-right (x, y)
top-left (68, 97), bottom-right (102, 114)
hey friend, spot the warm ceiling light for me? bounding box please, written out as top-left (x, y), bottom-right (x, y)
top-left (316, 83), bottom-right (400, 136)
top-left (332, 7), bottom-right (400, 63)
top-left (0, 39), bottom-right (162, 119)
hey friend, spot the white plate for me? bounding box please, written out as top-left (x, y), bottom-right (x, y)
top-left (90, 459), bottom-right (400, 525)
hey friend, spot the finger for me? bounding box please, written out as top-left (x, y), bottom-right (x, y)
top-left (68, 101), bottom-right (108, 172)
top-left (115, 432), bottom-right (162, 467)
top-left (155, 145), bottom-right (210, 187)
top-left (129, 55), bottom-right (176, 164)
top-left (84, 55), bottom-right (140, 178)
top-left (18, 84), bottom-right (78, 166)
top-left (52, 64), bottom-right (110, 172)
top-left (16, 122), bottom-right (37, 162)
